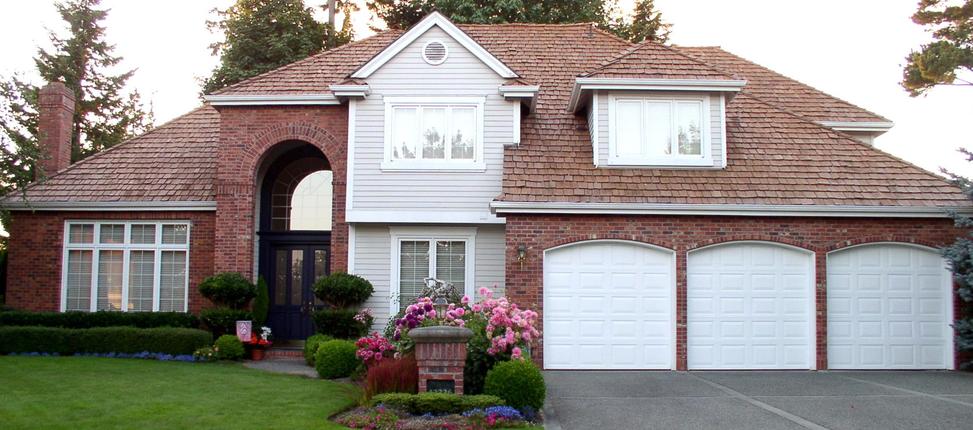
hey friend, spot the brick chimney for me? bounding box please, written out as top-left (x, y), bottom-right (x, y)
top-left (37, 82), bottom-right (75, 175)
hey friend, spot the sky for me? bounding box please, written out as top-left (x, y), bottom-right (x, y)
top-left (1, 0), bottom-right (971, 176)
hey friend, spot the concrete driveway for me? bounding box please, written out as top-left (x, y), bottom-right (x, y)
top-left (544, 371), bottom-right (973, 430)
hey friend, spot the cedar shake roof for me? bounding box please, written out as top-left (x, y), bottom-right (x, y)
top-left (4, 21), bottom-right (964, 209)
top-left (675, 46), bottom-right (890, 124)
top-left (1, 106), bottom-right (218, 204)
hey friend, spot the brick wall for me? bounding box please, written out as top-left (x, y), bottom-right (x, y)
top-left (214, 105), bottom-right (348, 278)
top-left (502, 214), bottom-right (965, 370)
top-left (5, 210), bottom-right (215, 313)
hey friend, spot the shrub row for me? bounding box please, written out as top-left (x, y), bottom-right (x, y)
top-left (370, 393), bottom-right (504, 415)
top-left (0, 326), bottom-right (212, 356)
top-left (0, 311), bottom-right (199, 329)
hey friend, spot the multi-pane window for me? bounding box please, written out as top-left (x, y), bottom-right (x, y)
top-left (62, 222), bottom-right (190, 312)
top-left (395, 237), bottom-right (471, 312)
top-left (610, 95), bottom-right (711, 166)
top-left (384, 98), bottom-right (483, 169)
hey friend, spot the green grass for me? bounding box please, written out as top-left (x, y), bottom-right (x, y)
top-left (0, 356), bottom-right (359, 430)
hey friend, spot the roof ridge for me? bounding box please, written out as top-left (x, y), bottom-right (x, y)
top-left (5, 106), bottom-right (215, 200)
top-left (678, 46), bottom-right (891, 123)
top-left (736, 92), bottom-right (954, 187)
top-left (581, 39), bottom-right (736, 79)
top-left (460, 22), bottom-right (598, 28)
top-left (210, 31), bottom-right (400, 96)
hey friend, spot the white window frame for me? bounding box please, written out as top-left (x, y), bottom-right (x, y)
top-left (60, 221), bottom-right (192, 313)
top-left (388, 227), bottom-right (477, 315)
top-left (382, 96), bottom-right (486, 172)
top-left (607, 93), bottom-right (713, 166)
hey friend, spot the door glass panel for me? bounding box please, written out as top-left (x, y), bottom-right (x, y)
top-left (290, 250), bottom-right (304, 305)
top-left (274, 250), bottom-right (288, 305)
top-left (313, 249), bottom-right (327, 305)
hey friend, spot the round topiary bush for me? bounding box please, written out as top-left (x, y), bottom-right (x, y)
top-left (314, 339), bottom-right (359, 379)
top-left (198, 273), bottom-right (257, 309)
top-left (304, 333), bottom-right (333, 365)
top-left (313, 272), bottom-right (373, 308)
top-left (484, 359), bottom-right (545, 411)
top-left (214, 334), bottom-right (245, 361)
top-left (312, 308), bottom-right (371, 339)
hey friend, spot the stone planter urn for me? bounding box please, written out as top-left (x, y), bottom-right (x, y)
top-left (410, 325), bottom-right (473, 394)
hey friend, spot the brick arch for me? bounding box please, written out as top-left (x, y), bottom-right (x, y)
top-left (246, 123), bottom-right (343, 179)
top-left (542, 234), bottom-right (676, 253)
top-left (686, 235), bottom-right (816, 254)
top-left (824, 236), bottom-right (944, 254)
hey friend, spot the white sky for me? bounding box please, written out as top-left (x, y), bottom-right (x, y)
top-left (1, 0), bottom-right (971, 176)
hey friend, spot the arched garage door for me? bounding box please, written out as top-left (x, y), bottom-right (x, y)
top-left (827, 244), bottom-right (953, 369)
top-left (687, 242), bottom-right (815, 369)
top-left (544, 241), bottom-right (675, 369)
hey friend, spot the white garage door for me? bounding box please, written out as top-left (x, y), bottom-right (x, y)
top-left (827, 244), bottom-right (952, 369)
top-left (687, 242), bottom-right (814, 369)
top-left (544, 241), bottom-right (674, 369)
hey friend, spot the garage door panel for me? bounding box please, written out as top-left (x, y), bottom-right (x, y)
top-left (544, 241), bottom-right (674, 369)
top-left (688, 243), bottom-right (814, 369)
top-left (827, 244), bottom-right (951, 369)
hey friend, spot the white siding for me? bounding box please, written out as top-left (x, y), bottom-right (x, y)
top-left (350, 224), bottom-right (506, 329)
top-left (351, 26), bottom-right (512, 223)
top-left (593, 90), bottom-right (725, 168)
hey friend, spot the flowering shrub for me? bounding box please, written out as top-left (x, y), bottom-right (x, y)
top-left (244, 326), bottom-right (273, 348)
top-left (356, 331), bottom-right (394, 368)
top-left (462, 406), bottom-right (524, 428)
top-left (334, 405), bottom-right (399, 430)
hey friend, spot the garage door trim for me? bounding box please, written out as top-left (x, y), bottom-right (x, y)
top-left (826, 242), bottom-right (954, 369)
top-left (687, 240), bottom-right (818, 370)
top-left (542, 239), bottom-right (677, 370)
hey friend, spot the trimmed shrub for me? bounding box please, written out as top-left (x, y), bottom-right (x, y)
top-left (214, 335), bottom-right (245, 360)
top-left (0, 311), bottom-right (199, 329)
top-left (314, 339), bottom-right (359, 379)
top-left (313, 272), bottom-right (373, 308)
top-left (0, 326), bottom-right (211, 355)
top-left (312, 308), bottom-right (369, 339)
top-left (252, 277), bottom-right (269, 326)
top-left (198, 272), bottom-right (257, 309)
top-left (369, 392), bottom-right (503, 415)
top-left (365, 353), bottom-right (418, 397)
top-left (304, 333), bottom-right (333, 365)
top-left (484, 359), bottom-right (545, 411)
top-left (200, 308), bottom-right (252, 337)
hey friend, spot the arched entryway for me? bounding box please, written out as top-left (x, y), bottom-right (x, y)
top-left (257, 141), bottom-right (333, 340)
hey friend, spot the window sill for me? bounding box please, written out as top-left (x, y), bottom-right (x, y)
top-left (380, 161), bottom-right (487, 173)
top-left (606, 157), bottom-right (715, 168)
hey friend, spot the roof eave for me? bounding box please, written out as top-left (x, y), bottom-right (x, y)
top-left (568, 78), bottom-right (748, 113)
top-left (490, 201), bottom-right (968, 218)
top-left (499, 85), bottom-right (540, 113)
top-left (817, 121), bottom-right (895, 135)
top-left (1, 200), bottom-right (218, 211)
top-left (202, 94), bottom-right (341, 106)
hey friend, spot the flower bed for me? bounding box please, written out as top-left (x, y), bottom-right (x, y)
top-left (334, 403), bottom-right (535, 430)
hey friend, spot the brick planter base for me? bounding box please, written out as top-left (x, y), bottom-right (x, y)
top-left (411, 326), bottom-right (473, 394)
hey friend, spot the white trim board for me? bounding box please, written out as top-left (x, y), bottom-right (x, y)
top-left (569, 78), bottom-right (747, 113)
top-left (817, 121), bottom-right (894, 133)
top-left (2, 201), bottom-right (217, 211)
top-left (490, 201), bottom-right (964, 218)
top-left (351, 12), bottom-right (518, 79)
top-left (203, 94), bottom-right (340, 106)
top-left (347, 210), bottom-right (504, 224)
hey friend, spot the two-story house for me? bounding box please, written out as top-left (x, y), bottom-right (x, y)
top-left (3, 13), bottom-right (969, 371)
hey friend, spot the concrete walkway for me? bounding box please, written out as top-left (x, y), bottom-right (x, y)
top-left (243, 358), bottom-right (318, 378)
top-left (544, 370), bottom-right (973, 430)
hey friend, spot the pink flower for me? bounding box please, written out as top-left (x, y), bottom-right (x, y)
top-left (512, 347), bottom-right (523, 360)
top-left (461, 295), bottom-right (470, 304)
top-left (472, 304), bottom-right (483, 313)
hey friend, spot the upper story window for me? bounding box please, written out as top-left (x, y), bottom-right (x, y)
top-left (62, 221), bottom-right (190, 313)
top-left (608, 94), bottom-right (712, 166)
top-left (383, 97), bottom-right (485, 171)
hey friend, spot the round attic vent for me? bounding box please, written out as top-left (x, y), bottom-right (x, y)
top-left (422, 40), bottom-right (448, 65)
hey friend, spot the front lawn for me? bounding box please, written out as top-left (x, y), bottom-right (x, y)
top-left (0, 356), bottom-right (359, 429)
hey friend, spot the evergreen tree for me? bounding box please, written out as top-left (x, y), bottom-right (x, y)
top-left (609, 0), bottom-right (671, 43)
top-left (902, 0), bottom-right (973, 96)
top-left (941, 150), bottom-right (973, 367)
top-left (203, 0), bottom-right (336, 93)
top-left (0, 0), bottom-right (151, 193)
top-left (367, 0), bottom-right (611, 30)
top-left (322, 0), bottom-right (358, 49)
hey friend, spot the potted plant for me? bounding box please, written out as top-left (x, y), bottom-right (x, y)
top-left (246, 326), bottom-right (273, 360)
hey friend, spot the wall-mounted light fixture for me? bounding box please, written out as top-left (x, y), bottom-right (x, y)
top-left (517, 244), bottom-right (527, 269)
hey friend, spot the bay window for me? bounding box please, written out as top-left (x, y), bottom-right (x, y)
top-left (390, 227), bottom-right (476, 313)
top-left (609, 94), bottom-right (712, 166)
top-left (383, 97), bottom-right (484, 170)
top-left (62, 222), bottom-right (191, 312)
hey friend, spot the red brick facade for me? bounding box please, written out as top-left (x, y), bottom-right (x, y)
top-left (502, 214), bottom-right (965, 370)
top-left (213, 105), bottom-right (348, 277)
top-left (416, 342), bottom-right (469, 394)
top-left (5, 210), bottom-right (215, 313)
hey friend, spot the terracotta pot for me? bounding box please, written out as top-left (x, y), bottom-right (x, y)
top-left (251, 348), bottom-right (265, 361)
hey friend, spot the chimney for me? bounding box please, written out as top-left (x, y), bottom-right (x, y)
top-left (37, 82), bottom-right (75, 175)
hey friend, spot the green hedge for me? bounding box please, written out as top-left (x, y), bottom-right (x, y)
top-left (370, 393), bottom-right (504, 414)
top-left (0, 326), bottom-right (212, 355)
top-left (0, 311), bottom-right (199, 329)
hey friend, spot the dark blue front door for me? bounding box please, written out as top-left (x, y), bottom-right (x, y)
top-left (263, 238), bottom-right (329, 340)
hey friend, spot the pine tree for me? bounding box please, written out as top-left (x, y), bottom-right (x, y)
top-left (367, 0), bottom-right (611, 30)
top-left (902, 0), bottom-right (973, 96)
top-left (203, 0), bottom-right (334, 93)
top-left (941, 150), bottom-right (973, 367)
top-left (610, 0), bottom-right (671, 43)
top-left (0, 0), bottom-right (151, 194)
